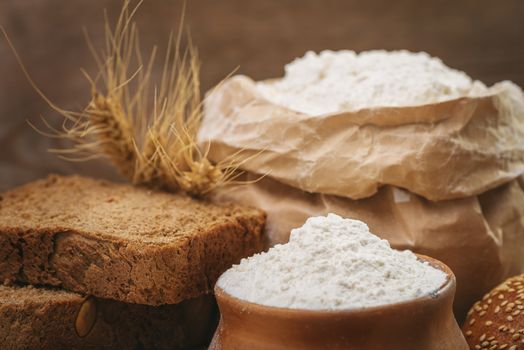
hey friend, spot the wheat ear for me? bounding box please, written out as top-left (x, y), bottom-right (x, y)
top-left (2, 0), bottom-right (258, 196)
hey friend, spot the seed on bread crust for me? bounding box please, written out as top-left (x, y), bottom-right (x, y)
top-left (75, 297), bottom-right (97, 338)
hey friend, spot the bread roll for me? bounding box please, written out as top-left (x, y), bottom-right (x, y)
top-left (463, 275), bottom-right (524, 350)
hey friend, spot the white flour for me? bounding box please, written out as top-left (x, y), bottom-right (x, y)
top-left (217, 214), bottom-right (447, 310)
top-left (257, 50), bottom-right (487, 115)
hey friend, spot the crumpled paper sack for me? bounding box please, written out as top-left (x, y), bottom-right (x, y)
top-left (198, 75), bottom-right (524, 320)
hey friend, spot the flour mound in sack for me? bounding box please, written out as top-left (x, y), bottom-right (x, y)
top-left (256, 50), bottom-right (488, 114)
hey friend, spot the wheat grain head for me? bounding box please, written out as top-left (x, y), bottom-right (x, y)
top-left (3, 0), bottom-right (255, 196)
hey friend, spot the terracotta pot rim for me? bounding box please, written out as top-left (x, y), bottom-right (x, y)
top-left (215, 253), bottom-right (455, 316)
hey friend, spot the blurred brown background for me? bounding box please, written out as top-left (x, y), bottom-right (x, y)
top-left (1, 0), bottom-right (523, 191)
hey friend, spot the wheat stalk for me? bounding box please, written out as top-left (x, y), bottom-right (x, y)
top-left (2, 0), bottom-right (253, 197)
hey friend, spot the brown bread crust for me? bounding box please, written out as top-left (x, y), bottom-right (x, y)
top-left (462, 274), bottom-right (524, 350)
top-left (0, 175), bottom-right (266, 305)
top-left (0, 283), bottom-right (217, 350)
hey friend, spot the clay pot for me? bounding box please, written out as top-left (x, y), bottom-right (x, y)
top-left (210, 254), bottom-right (468, 350)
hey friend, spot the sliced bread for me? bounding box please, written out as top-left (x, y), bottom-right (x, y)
top-left (0, 175), bottom-right (265, 305)
top-left (0, 283), bottom-right (217, 350)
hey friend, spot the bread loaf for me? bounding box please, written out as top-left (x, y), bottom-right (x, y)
top-left (0, 283), bottom-right (217, 350)
top-left (0, 175), bottom-right (266, 305)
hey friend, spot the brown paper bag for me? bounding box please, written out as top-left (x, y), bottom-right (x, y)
top-left (200, 76), bottom-right (524, 201)
top-left (211, 175), bottom-right (524, 320)
top-left (198, 74), bottom-right (524, 320)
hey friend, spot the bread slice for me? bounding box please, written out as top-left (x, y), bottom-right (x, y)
top-left (0, 175), bottom-right (265, 305)
top-left (0, 283), bottom-right (217, 350)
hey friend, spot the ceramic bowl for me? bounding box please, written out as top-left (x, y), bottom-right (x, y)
top-left (209, 254), bottom-right (468, 350)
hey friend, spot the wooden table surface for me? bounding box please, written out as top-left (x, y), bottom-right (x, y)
top-left (1, 0), bottom-right (523, 191)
